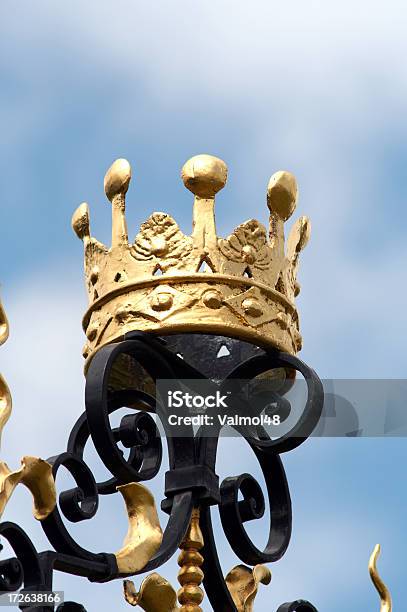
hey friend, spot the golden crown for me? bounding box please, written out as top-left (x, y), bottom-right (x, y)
top-left (72, 154), bottom-right (311, 370)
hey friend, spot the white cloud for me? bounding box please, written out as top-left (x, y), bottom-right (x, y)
top-left (4, 1), bottom-right (407, 96)
top-left (3, 0), bottom-right (407, 144)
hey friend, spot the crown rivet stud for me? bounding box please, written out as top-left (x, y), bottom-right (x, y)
top-left (151, 292), bottom-right (173, 312)
top-left (242, 298), bottom-right (263, 318)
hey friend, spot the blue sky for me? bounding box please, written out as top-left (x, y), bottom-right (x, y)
top-left (1, 1), bottom-right (406, 609)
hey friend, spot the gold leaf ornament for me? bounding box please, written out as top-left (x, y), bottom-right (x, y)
top-left (219, 220), bottom-right (272, 270)
top-left (115, 482), bottom-right (163, 574)
top-left (369, 545), bottom-right (392, 612)
top-left (0, 298), bottom-right (11, 442)
top-left (225, 564), bottom-right (272, 612)
top-left (123, 507), bottom-right (205, 611)
top-left (131, 213), bottom-right (193, 264)
top-left (123, 573), bottom-right (178, 611)
top-left (0, 296), bottom-right (56, 520)
top-left (0, 456), bottom-right (56, 520)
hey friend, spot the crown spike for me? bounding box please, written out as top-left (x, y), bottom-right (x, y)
top-left (266, 170), bottom-right (298, 281)
top-left (287, 215), bottom-right (311, 261)
top-left (72, 202), bottom-right (91, 245)
top-left (285, 215), bottom-right (311, 300)
top-left (267, 171), bottom-right (298, 221)
top-left (0, 298), bottom-right (9, 347)
top-left (104, 158), bottom-right (131, 249)
top-left (182, 155), bottom-right (227, 265)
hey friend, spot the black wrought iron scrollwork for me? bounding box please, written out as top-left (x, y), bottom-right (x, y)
top-left (277, 602), bottom-right (318, 612)
top-left (0, 332), bottom-right (323, 610)
top-left (0, 522), bottom-right (88, 611)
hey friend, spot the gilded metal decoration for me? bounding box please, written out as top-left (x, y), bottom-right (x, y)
top-left (0, 456), bottom-right (56, 521)
top-left (0, 298), bottom-right (8, 345)
top-left (177, 508), bottom-right (204, 611)
top-left (115, 483), bottom-right (163, 574)
top-left (225, 564), bottom-right (272, 612)
top-left (73, 154), bottom-right (310, 371)
top-left (0, 297), bottom-right (11, 443)
top-left (122, 508), bottom-right (205, 611)
top-left (369, 544), bottom-right (392, 612)
top-left (124, 573), bottom-right (178, 610)
top-left (0, 295), bottom-right (56, 522)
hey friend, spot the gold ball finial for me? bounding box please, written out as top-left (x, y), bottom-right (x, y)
top-left (181, 154), bottom-right (227, 198)
top-left (104, 158), bottom-right (132, 202)
top-left (267, 171), bottom-right (298, 220)
top-left (72, 202), bottom-right (90, 241)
